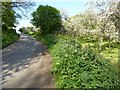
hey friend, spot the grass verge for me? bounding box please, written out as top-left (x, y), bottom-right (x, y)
top-left (35, 34), bottom-right (119, 88)
top-left (1, 30), bottom-right (19, 49)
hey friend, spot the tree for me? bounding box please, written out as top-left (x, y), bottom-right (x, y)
top-left (2, 2), bottom-right (16, 30)
top-left (2, 1), bottom-right (35, 30)
top-left (86, 0), bottom-right (120, 50)
top-left (11, 2), bottom-right (35, 19)
top-left (31, 5), bottom-right (62, 34)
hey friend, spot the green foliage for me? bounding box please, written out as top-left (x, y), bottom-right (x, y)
top-left (1, 2), bottom-right (20, 49)
top-left (31, 5), bottom-right (62, 34)
top-left (20, 27), bottom-right (32, 34)
top-left (2, 2), bottom-right (16, 28)
top-left (28, 2), bottom-right (119, 89)
top-left (51, 39), bottom-right (119, 88)
top-left (37, 34), bottom-right (58, 49)
top-left (2, 2), bottom-right (35, 30)
top-left (19, 27), bottom-right (25, 33)
top-left (2, 29), bottom-right (19, 49)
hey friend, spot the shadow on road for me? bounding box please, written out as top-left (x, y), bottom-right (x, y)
top-left (2, 34), bottom-right (48, 84)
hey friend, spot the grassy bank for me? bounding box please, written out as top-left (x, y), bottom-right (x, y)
top-left (1, 29), bottom-right (19, 49)
top-left (37, 34), bottom-right (119, 63)
top-left (36, 34), bottom-right (119, 88)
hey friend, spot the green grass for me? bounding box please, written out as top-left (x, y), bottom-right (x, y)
top-left (34, 34), bottom-right (119, 88)
top-left (72, 37), bottom-right (119, 63)
top-left (2, 30), bottom-right (19, 49)
top-left (51, 38), bottom-right (119, 88)
top-left (81, 42), bottom-right (119, 64)
top-left (100, 48), bottom-right (118, 63)
top-left (37, 34), bottom-right (119, 64)
top-left (36, 34), bottom-right (119, 68)
top-left (39, 35), bottom-right (118, 68)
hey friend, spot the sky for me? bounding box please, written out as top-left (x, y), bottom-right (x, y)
top-left (16, 0), bottom-right (97, 30)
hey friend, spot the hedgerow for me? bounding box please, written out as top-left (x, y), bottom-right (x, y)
top-left (51, 39), bottom-right (119, 89)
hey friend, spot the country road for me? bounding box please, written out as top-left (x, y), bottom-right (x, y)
top-left (2, 34), bottom-right (54, 88)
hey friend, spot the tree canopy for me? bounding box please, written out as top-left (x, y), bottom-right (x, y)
top-left (2, 2), bottom-right (35, 31)
top-left (31, 5), bottom-right (62, 34)
top-left (2, 2), bottom-right (16, 29)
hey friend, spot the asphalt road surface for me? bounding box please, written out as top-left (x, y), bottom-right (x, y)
top-left (2, 34), bottom-right (54, 88)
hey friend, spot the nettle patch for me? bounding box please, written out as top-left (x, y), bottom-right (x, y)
top-left (51, 39), bottom-right (119, 89)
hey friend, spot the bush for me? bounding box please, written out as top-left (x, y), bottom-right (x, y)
top-left (51, 39), bottom-right (119, 89)
top-left (37, 34), bottom-right (58, 49)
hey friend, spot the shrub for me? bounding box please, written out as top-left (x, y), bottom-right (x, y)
top-left (38, 34), bottom-right (58, 49)
top-left (52, 39), bottom-right (119, 89)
